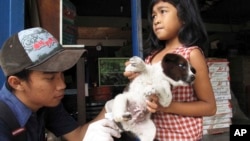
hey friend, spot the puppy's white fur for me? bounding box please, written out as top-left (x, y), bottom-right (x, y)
top-left (111, 54), bottom-right (195, 141)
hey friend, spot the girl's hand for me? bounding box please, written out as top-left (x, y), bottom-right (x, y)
top-left (123, 71), bottom-right (140, 80)
top-left (123, 61), bottom-right (140, 80)
top-left (146, 94), bottom-right (163, 113)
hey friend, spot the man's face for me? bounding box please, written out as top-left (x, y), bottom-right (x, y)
top-left (19, 71), bottom-right (66, 111)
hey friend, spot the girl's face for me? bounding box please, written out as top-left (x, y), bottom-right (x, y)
top-left (151, 1), bottom-right (182, 41)
top-left (19, 71), bottom-right (66, 111)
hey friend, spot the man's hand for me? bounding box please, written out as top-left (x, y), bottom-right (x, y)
top-left (83, 119), bottom-right (121, 141)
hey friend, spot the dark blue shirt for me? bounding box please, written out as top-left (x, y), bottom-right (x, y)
top-left (0, 83), bottom-right (79, 141)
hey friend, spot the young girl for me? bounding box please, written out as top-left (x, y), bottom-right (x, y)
top-left (124, 0), bottom-right (217, 140)
top-left (93, 0), bottom-right (216, 140)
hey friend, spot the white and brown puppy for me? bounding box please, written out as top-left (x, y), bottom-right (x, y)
top-left (111, 53), bottom-right (196, 141)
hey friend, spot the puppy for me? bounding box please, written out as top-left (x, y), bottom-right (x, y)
top-left (111, 53), bottom-right (196, 141)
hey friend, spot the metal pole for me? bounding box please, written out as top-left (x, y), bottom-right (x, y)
top-left (131, 0), bottom-right (143, 58)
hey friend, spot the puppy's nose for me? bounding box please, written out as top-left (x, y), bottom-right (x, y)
top-left (190, 75), bottom-right (195, 81)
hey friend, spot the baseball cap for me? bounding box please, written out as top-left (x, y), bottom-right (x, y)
top-left (0, 27), bottom-right (86, 76)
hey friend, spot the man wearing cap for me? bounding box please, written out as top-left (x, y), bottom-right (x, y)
top-left (0, 27), bottom-right (121, 141)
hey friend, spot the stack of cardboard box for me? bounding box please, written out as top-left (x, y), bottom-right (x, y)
top-left (203, 58), bottom-right (232, 135)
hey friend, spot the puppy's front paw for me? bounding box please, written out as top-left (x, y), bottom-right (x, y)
top-left (158, 93), bottom-right (172, 107)
top-left (125, 56), bottom-right (145, 72)
top-left (113, 112), bottom-right (132, 122)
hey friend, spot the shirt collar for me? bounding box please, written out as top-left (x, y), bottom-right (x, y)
top-left (0, 83), bottom-right (32, 127)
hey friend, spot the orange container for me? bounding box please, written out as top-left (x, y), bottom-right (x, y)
top-left (90, 86), bottom-right (112, 102)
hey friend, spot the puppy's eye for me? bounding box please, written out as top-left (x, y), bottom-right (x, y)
top-left (178, 64), bottom-right (186, 69)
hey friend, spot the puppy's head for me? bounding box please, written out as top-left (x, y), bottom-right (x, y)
top-left (161, 53), bottom-right (196, 85)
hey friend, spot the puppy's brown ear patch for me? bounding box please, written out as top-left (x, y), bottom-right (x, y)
top-left (162, 53), bottom-right (182, 62)
top-left (161, 53), bottom-right (190, 82)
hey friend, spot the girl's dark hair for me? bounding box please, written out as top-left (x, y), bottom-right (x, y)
top-left (6, 69), bottom-right (32, 91)
top-left (144, 0), bottom-right (208, 56)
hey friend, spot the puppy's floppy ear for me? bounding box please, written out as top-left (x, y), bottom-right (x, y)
top-left (161, 53), bottom-right (181, 70)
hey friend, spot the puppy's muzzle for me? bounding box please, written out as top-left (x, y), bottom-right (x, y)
top-left (187, 67), bottom-right (196, 83)
top-left (190, 74), bottom-right (195, 82)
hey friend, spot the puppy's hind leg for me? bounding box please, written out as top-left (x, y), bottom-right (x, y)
top-left (125, 56), bottom-right (146, 72)
top-left (113, 94), bottom-right (131, 122)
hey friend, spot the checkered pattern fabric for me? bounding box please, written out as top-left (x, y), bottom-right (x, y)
top-left (146, 46), bottom-right (203, 141)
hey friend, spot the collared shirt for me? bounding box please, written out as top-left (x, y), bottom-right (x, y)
top-left (0, 83), bottom-right (32, 127)
top-left (0, 83), bottom-right (79, 141)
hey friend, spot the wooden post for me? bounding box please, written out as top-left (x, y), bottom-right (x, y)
top-left (37, 0), bottom-right (60, 40)
top-left (76, 57), bottom-right (86, 124)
